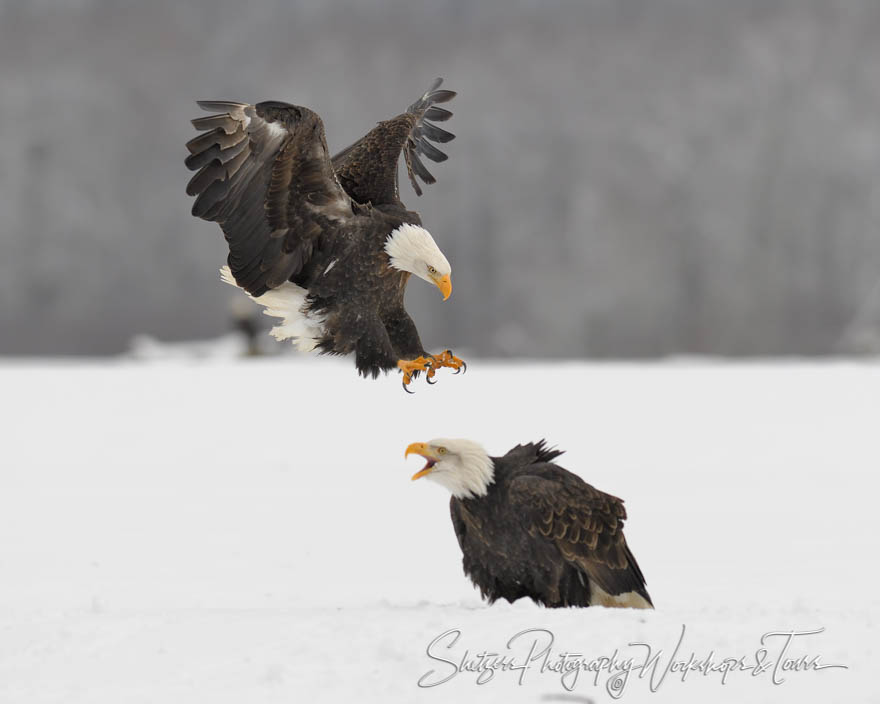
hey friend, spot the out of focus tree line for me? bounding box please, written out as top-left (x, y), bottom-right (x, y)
top-left (2, 0), bottom-right (879, 357)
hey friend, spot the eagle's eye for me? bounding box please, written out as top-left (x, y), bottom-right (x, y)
top-left (437, 446), bottom-right (447, 455)
top-left (428, 265), bottom-right (437, 275)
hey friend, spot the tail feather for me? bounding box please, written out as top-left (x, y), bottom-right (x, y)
top-left (585, 554), bottom-right (654, 608)
top-left (219, 267), bottom-right (323, 352)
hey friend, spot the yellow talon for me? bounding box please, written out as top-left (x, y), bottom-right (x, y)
top-left (397, 356), bottom-right (432, 388)
top-left (398, 351), bottom-right (467, 391)
top-left (430, 349), bottom-right (467, 373)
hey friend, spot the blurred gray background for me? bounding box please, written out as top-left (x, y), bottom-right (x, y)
top-left (2, 0), bottom-right (880, 358)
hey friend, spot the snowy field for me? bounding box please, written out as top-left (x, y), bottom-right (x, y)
top-left (1, 356), bottom-right (877, 703)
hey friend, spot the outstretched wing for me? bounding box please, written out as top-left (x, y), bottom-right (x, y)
top-left (186, 100), bottom-right (356, 297)
top-left (509, 472), bottom-right (652, 604)
top-left (331, 78), bottom-right (456, 205)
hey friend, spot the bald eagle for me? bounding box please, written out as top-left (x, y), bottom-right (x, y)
top-left (185, 79), bottom-right (464, 390)
top-left (407, 439), bottom-right (653, 609)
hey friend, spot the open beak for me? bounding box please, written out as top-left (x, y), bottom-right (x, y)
top-left (433, 274), bottom-right (452, 301)
top-left (406, 442), bottom-right (439, 480)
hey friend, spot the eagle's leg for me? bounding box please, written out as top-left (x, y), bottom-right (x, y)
top-left (397, 356), bottom-right (433, 392)
top-left (425, 349), bottom-right (467, 381)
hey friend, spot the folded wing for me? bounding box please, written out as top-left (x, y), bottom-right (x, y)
top-left (510, 474), bottom-right (652, 604)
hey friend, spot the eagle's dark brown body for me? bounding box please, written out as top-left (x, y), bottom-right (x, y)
top-left (286, 203), bottom-right (428, 376)
top-left (185, 80), bottom-right (455, 378)
top-left (450, 442), bottom-right (653, 608)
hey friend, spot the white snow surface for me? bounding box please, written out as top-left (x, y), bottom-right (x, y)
top-left (0, 357), bottom-right (877, 702)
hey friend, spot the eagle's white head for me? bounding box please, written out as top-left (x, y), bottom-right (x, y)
top-left (406, 438), bottom-right (494, 499)
top-left (384, 223), bottom-right (452, 300)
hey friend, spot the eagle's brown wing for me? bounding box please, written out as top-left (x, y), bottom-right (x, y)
top-left (331, 78), bottom-right (455, 205)
top-left (509, 474), bottom-right (651, 603)
top-left (186, 101), bottom-right (357, 297)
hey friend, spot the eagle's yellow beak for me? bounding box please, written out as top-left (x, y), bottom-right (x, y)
top-left (432, 274), bottom-right (452, 301)
top-left (406, 441), bottom-right (439, 480)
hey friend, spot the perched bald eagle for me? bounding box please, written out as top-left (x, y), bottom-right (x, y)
top-left (407, 439), bottom-right (653, 609)
top-left (185, 79), bottom-right (464, 389)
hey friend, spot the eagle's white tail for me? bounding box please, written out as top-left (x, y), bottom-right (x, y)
top-left (220, 267), bottom-right (324, 352)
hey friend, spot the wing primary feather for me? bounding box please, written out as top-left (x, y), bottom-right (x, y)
top-left (407, 78), bottom-right (456, 110)
top-left (416, 138), bottom-right (448, 163)
top-left (425, 89), bottom-right (456, 104)
top-left (196, 100), bottom-right (248, 112)
top-left (184, 138), bottom-right (249, 171)
top-left (186, 161), bottom-right (222, 196)
top-left (191, 179), bottom-right (230, 218)
top-left (191, 114), bottom-right (240, 134)
top-left (425, 77), bottom-right (443, 94)
top-left (408, 151), bottom-right (436, 185)
top-left (200, 197), bottom-right (226, 221)
top-left (222, 146), bottom-right (250, 179)
top-left (187, 145), bottom-right (253, 196)
top-left (404, 150), bottom-right (423, 197)
top-left (423, 106), bottom-right (453, 122)
top-left (185, 126), bottom-right (246, 154)
top-left (418, 120), bottom-right (455, 143)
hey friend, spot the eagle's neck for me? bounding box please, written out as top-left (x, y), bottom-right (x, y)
top-left (447, 449), bottom-right (495, 500)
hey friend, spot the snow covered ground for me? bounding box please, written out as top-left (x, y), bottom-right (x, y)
top-left (0, 356), bottom-right (877, 703)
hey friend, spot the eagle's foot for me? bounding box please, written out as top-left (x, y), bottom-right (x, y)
top-left (397, 356), bottom-right (433, 393)
top-left (426, 349), bottom-right (467, 381)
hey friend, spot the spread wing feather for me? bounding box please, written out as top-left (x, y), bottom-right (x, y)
top-left (509, 472), bottom-right (651, 602)
top-left (331, 78), bottom-right (456, 204)
top-left (186, 100), bottom-right (356, 296)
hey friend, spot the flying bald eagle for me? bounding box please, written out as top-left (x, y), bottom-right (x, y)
top-left (407, 439), bottom-right (653, 609)
top-left (185, 79), bottom-right (464, 390)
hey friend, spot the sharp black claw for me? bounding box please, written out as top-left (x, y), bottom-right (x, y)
top-left (403, 379), bottom-right (414, 394)
top-left (426, 375), bottom-right (437, 385)
top-left (461, 360), bottom-right (467, 373)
